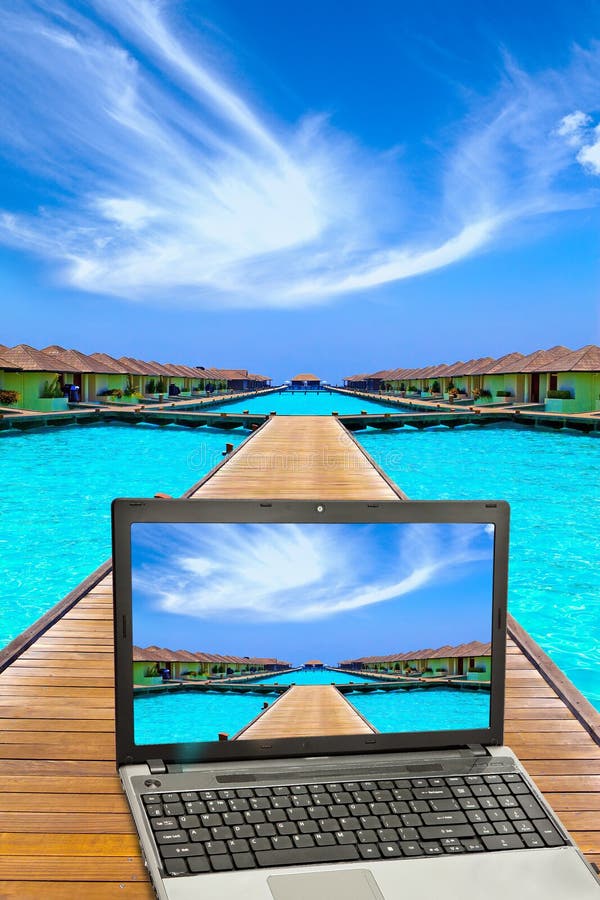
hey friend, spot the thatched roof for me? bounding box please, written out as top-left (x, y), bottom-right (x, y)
top-left (2, 344), bottom-right (69, 372)
top-left (42, 345), bottom-right (112, 374)
top-left (516, 346), bottom-right (571, 373)
top-left (118, 357), bottom-right (156, 376)
top-left (291, 373), bottom-right (320, 381)
top-left (543, 344), bottom-right (600, 373)
top-left (484, 352), bottom-right (526, 375)
top-left (339, 641), bottom-right (491, 666)
top-left (89, 352), bottom-right (130, 374)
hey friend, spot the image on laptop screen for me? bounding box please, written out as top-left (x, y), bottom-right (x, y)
top-left (130, 522), bottom-right (494, 746)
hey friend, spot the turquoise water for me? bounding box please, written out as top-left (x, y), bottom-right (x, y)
top-left (0, 423), bottom-right (244, 647)
top-left (201, 390), bottom-right (405, 416)
top-left (236, 668), bottom-right (380, 685)
top-left (359, 425), bottom-right (600, 709)
top-left (134, 689), bottom-right (276, 744)
top-left (349, 687), bottom-right (490, 733)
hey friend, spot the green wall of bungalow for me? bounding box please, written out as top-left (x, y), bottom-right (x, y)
top-left (360, 654), bottom-right (491, 679)
top-left (0, 370), bottom-right (62, 410)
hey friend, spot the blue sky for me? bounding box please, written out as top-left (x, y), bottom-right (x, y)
top-left (131, 521), bottom-right (494, 663)
top-left (0, 0), bottom-right (599, 382)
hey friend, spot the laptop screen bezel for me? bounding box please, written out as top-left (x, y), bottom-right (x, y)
top-left (112, 498), bottom-right (508, 767)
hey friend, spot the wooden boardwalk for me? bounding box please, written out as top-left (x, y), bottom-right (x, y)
top-left (236, 685), bottom-right (375, 740)
top-left (0, 415), bottom-right (599, 897)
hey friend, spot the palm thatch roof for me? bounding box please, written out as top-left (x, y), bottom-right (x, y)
top-left (2, 344), bottom-right (70, 372)
top-left (42, 345), bottom-right (112, 374)
top-left (291, 373), bottom-right (320, 381)
top-left (88, 352), bottom-right (130, 374)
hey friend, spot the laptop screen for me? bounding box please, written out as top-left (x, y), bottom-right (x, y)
top-left (129, 520), bottom-right (494, 748)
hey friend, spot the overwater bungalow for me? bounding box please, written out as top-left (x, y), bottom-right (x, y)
top-left (0, 344), bottom-right (70, 411)
top-left (339, 641), bottom-right (491, 680)
top-left (290, 372), bottom-right (321, 389)
top-left (304, 659), bottom-right (324, 669)
top-left (132, 646), bottom-right (291, 684)
top-left (352, 343), bottom-right (600, 412)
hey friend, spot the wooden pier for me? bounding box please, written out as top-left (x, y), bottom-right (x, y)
top-left (0, 415), bottom-right (599, 896)
top-left (236, 685), bottom-right (375, 740)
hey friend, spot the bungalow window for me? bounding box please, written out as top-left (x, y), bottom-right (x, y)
top-left (549, 373), bottom-right (558, 391)
top-left (469, 657), bottom-right (475, 668)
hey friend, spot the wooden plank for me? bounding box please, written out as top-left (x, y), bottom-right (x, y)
top-left (0, 884), bottom-right (152, 899)
top-left (237, 685), bottom-right (375, 739)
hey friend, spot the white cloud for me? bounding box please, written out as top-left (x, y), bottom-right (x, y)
top-left (556, 110), bottom-right (592, 146)
top-left (576, 125), bottom-right (600, 175)
top-left (0, 3), bottom-right (599, 306)
top-left (133, 522), bottom-right (492, 623)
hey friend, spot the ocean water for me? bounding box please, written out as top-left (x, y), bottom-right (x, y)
top-left (0, 422), bottom-right (244, 647)
top-left (236, 668), bottom-right (381, 685)
top-left (358, 424), bottom-right (600, 709)
top-left (349, 686), bottom-right (491, 733)
top-left (199, 390), bottom-right (406, 416)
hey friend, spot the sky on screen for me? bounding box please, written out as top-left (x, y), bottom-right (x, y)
top-left (130, 521), bottom-right (494, 664)
top-left (0, 0), bottom-right (599, 380)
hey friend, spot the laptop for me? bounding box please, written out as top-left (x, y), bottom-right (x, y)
top-left (112, 498), bottom-right (600, 900)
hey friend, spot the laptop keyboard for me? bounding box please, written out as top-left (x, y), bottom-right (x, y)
top-left (141, 771), bottom-right (566, 877)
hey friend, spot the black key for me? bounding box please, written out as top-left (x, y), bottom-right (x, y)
top-left (276, 822), bottom-right (298, 836)
top-left (518, 795), bottom-right (545, 820)
top-left (502, 774), bottom-right (522, 782)
top-left (483, 775), bottom-right (502, 784)
top-left (255, 845), bottom-right (359, 867)
top-left (210, 856), bottom-right (234, 871)
top-left (488, 809), bottom-right (507, 822)
top-left (361, 782), bottom-right (377, 791)
top-left (160, 843), bottom-right (205, 860)
top-left (411, 779), bottom-right (428, 788)
top-left (201, 814), bottom-right (222, 827)
top-left (236, 788), bottom-right (255, 798)
top-left (223, 812), bottom-right (244, 826)
top-left (509, 782), bottom-right (530, 795)
top-left (326, 783), bottom-right (342, 792)
top-left (255, 788), bottom-right (273, 797)
top-left (188, 856), bottom-right (211, 873)
top-left (400, 841), bottom-right (423, 857)
top-left (409, 801), bottom-right (428, 814)
top-left (354, 791), bottom-right (373, 803)
top-left (165, 858), bottom-right (188, 877)
top-left (373, 790), bottom-right (393, 802)
top-left (333, 792), bottom-right (353, 804)
top-left (291, 785), bottom-right (309, 794)
top-left (205, 840), bottom-right (227, 856)
top-left (233, 853), bottom-right (256, 869)
top-left (164, 802), bottom-right (185, 816)
top-left (340, 817), bottom-right (361, 831)
top-left (490, 784), bottom-right (510, 797)
top-left (256, 823), bottom-right (276, 837)
top-left (393, 789), bottom-right (412, 801)
top-left (414, 787), bottom-right (452, 800)
top-left (250, 797), bottom-right (270, 810)
top-left (273, 786), bottom-right (290, 795)
top-left (379, 842), bottom-right (402, 857)
top-left (199, 791), bottom-right (217, 800)
top-left (328, 804), bottom-right (349, 817)
top-left (498, 796), bottom-right (518, 809)
top-left (459, 798), bottom-right (480, 811)
top-left (462, 840), bottom-right (484, 852)
top-left (420, 825), bottom-right (474, 841)
top-left (298, 820), bottom-right (318, 834)
top-left (472, 785), bottom-right (491, 797)
top-left (398, 828), bottom-right (418, 842)
top-left (381, 815), bottom-right (401, 829)
top-left (146, 805), bottom-right (163, 818)
top-left (446, 777), bottom-right (465, 786)
top-left (390, 801), bottom-right (410, 815)
top-left (314, 832), bottom-right (336, 846)
top-left (161, 793), bottom-right (180, 804)
top-left (452, 786), bottom-right (473, 798)
top-left (288, 809), bottom-right (306, 822)
top-left (156, 831), bottom-right (187, 844)
top-left (423, 811), bottom-right (467, 826)
top-left (266, 809), bottom-right (286, 823)
top-left (349, 803), bottom-right (369, 817)
top-left (232, 825), bottom-right (254, 839)
top-left (181, 791), bottom-right (198, 802)
top-left (465, 776), bottom-right (483, 785)
top-left (514, 820), bottom-right (535, 834)
top-left (207, 800), bottom-right (228, 813)
top-left (495, 822), bottom-right (515, 835)
top-left (151, 818), bottom-right (178, 831)
top-left (467, 811), bottom-right (486, 824)
top-left (218, 789), bottom-right (236, 800)
top-left (536, 820), bottom-right (564, 847)
top-left (229, 799), bottom-right (250, 812)
top-left (523, 833), bottom-right (545, 848)
top-left (422, 842), bottom-right (443, 855)
top-left (272, 835), bottom-right (293, 850)
top-left (250, 837), bottom-right (271, 851)
top-left (378, 781), bottom-right (394, 790)
top-left (318, 818), bottom-right (339, 833)
top-left (185, 801), bottom-right (207, 815)
top-left (309, 784), bottom-right (327, 793)
top-left (370, 802), bottom-right (391, 816)
top-left (228, 839), bottom-right (250, 853)
top-left (245, 810), bottom-right (266, 824)
top-left (430, 799), bottom-right (460, 813)
top-left (273, 797), bottom-right (292, 809)
top-left (212, 826), bottom-right (233, 841)
top-left (376, 829), bottom-right (397, 843)
top-left (401, 814), bottom-right (421, 828)
top-left (293, 834), bottom-right (315, 848)
top-left (189, 828), bottom-right (211, 842)
top-left (143, 794), bottom-right (161, 804)
top-left (335, 831), bottom-right (357, 845)
top-left (178, 815), bottom-right (200, 829)
top-left (428, 778), bottom-right (444, 787)
top-left (474, 823), bottom-right (495, 837)
top-left (482, 834), bottom-right (524, 851)
top-left (360, 816), bottom-right (381, 830)
top-left (357, 830), bottom-right (378, 844)
top-left (480, 798), bottom-right (498, 810)
top-left (359, 844), bottom-right (381, 860)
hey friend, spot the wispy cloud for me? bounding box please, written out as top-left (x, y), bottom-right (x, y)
top-left (556, 110), bottom-right (600, 175)
top-left (0, 2), bottom-right (599, 307)
top-left (132, 522), bottom-right (492, 623)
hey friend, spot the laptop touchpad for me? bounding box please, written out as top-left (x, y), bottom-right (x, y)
top-left (268, 868), bottom-right (385, 900)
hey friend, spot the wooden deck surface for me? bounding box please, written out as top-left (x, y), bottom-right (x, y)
top-left (0, 415), bottom-right (599, 897)
top-left (237, 685), bottom-right (375, 740)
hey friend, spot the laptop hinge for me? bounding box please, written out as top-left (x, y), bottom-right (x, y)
top-left (466, 743), bottom-right (488, 757)
top-left (147, 758), bottom-right (167, 775)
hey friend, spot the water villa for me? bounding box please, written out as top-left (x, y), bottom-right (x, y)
top-left (133, 645), bottom-right (291, 685)
top-left (290, 372), bottom-right (322, 388)
top-left (339, 641), bottom-right (491, 681)
top-left (345, 343), bottom-right (600, 413)
top-left (0, 342), bottom-right (272, 411)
